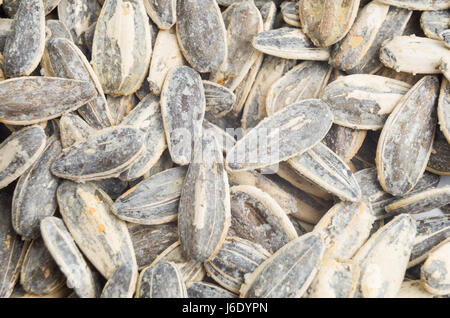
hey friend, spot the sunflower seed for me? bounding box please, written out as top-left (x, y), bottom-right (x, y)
top-left (45, 20), bottom-right (73, 43)
top-left (100, 263), bottom-right (137, 298)
top-left (240, 233), bottom-right (324, 298)
top-left (229, 185), bottom-right (298, 253)
top-left (0, 77), bottom-right (96, 125)
top-left (298, 0), bottom-right (360, 48)
top-left (143, 150), bottom-right (173, 179)
top-left (144, 0), bottom-right (176, 30)
top-left (428, 130), bottom-right (450, 177)
top-left (3, 0), bottom-right (61, 17)
top-left (186, 282), bottom-right (237, 298)
top-left (280, 1), bottom-right (300, 27)
top-left (202, 120), bottom-right (236, 154)
top-left (420, 10), bottom-right (450, 41)
top-left (113, 167), bottom-right (187, 225)
top-left (376, 76), bottom-right (439, 196)
top-left (322, 125), bottom-right (367, 163)
top-left (148, 28), bottom-right (184, 96)
top-left (137, 262), bottom-right (187, 298)
top-left (352, 214), bottom-right (416, 298)
top-left (51, 126), bottom-right (145, 182)
top-left (106, 95), bottom-right (138, 126)
top-left (3, 0), bottom-right (45, 77)
top-left (92, 0), bottom-right (152, 96)
top-left (204, 236), bottom-right (271, 294)
top-left (0, 19), bottom-right (12, 51)
top-left (40, 217), bottom-right (98, 298)
top-left (58, 113), bottom-right (95, 148)
top-left (375, 0), bottom-right (450, 10)
top-left (266, 61), bottom-right (332, 116)
top-left (176, 0), bottom-right (226, 73)
top-left (438, 78), bottom-right (450, 143)
top-left (252, 27), bottom-right (330, 60)
top-left (421, 239), bottom-right (450, 296)
top-left (20, 237), bottom-right (66, 296)
top-left (0, 125), bottom-right (46, 190)
top-left (12, 137), bottom-right (61, 240)
top-left (322, 74), bottom-right (412, 130)
top-left (330, 3), bottom-right (412, 74)
top-left (203, 81), bottom-right (235, 120)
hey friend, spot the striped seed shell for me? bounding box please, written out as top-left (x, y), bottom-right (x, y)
top-left (240, 233), bottom-right (324, 298)
top-left (427, 129), bottom-right (450, 176)
top-left (266, 61), bottom-right (332, 116)
top-left (441, 29), bottom-right (450, 48)
top-left (0, 125), bottom-right (46, 190)
top-left (144, 0), bottom-right (176, 30)
top-left (57, 181), bottom-right (138, 279)
top-left (93, 178), bottom-right (129, 201)
top-left (45, 20), bottom-right (73, 42)
top-left (421, 240), bottom-right (450, 296)
top-left (0, 19), bottom-right (12, 52)
top-left (203, 81), bottom-right (235, 120)
top-left (375, 0), bottom-right (450, 10)
top-left (420, 10), bottom-right (450, 40)
top-left (226, 99), bottom-right (333, 171)
top-left (352, 214), bottom-right (417, 298)
top-left (40, 217), bottom-right (98, 298)
top-left (438, 78), bottom-right (450, 143)
top-left (137, 262), bottom-right (187, 298)
top-left (380, 36), bottom-right (450, 74)
top-left (229, 185), bottom-right (298, 253)
top-left (12, 137), bottom-right (61, 240)
top-left (176, 0), bottom-right (227, 73)
top-left (51, 126), bottom-right (145, 182)
top-left (298, 0), bottom-right (360, 48)
top-left (178, 133), bottom-right (231, 262)
top-left (322, 74), bottom-right (412, 130)
top-left (186, 282), bottom-right (237, 298)
top-left (0, 77), bottom-right (97, 125)
top-left (252, 27), bottom-right (330, 61)
top-left (144, 149), bottom-right (173, 178)
top-left (92, 0), bottom-right (152, 96)
top-left (322, 124), bottom-right (367, 163)
top-left (106, 94), bottom-right (139, 126)
top-left (100, 263), bottom-right (137, 298)
top-left (3, 0), bottom-right (45, 77)
top-left (280, 1), bottom-right (300, 27)
top-left (160, 66), bottom-right (205, 166)
top-left (376, 76), bottom-right (439, 196)
top-left (113, 167), bottom-right (187, 225)
top-left (59, 113), bottom-right (95, 148)
top-left (204, 236), bottom-right (271, 294)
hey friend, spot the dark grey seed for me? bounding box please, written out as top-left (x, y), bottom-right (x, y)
top-left (420, 10), bottom-right (450, 40)
top-left (203, 81), bottom-right (235, 120)
top-left (58, 113), bottom-right (95, 148)
top-left (51, 126), bottom-right (145, 182)
top-left (3, 0), bottom-right (45, 77)
top-left (137, 262), bottom-right (187, 298)
top-left (82, 22), bottom-right (96, 54)
top-left (40, 217), bottom-right (98, 298)
top-left (100, 263), bottom-right (137, 298)
top-left (3, 0), bottom-right (62, 17)
top-left (91, 178), bottom-right (128, 201)
top-left (427, 129), bottom-right (450, 176)
top-left (281, 1), bottom-right (300, 27)
top-left (12, 137), bottom-right (61, 240)
top-left (0, 125), bottom-right (46, 190)
top-left (45, 20), bottom-right (73, 42)
top-left (107, 94), bottom-right (138, 126)
top-left (144, 149), bottom-right (174, 179)
top-left (322, 124), bottom-right (367, 163)
top-left (438, 78), bottom-right (450, 143)
top-left (145, 0), bottom-right (176, 29)
top-left (186, 282), bottom-right (237, 298)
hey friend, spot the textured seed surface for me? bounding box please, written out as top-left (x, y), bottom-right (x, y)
top-left (145, 0), bottom-right (176, 30)
top-left (113, 167), bottom-right (187, 225)
top-left (0, 125), bottom-right (46, 190)
top-left (186, 282), bottom-right (237, 298)
top-left (421, 240), bottom-right (450, 296)
top-left (438, 79), bottom-right (450, 143)
top-left (322, 74), bottom-right (412, 130)
top-left (281, 1), bottom-right (300, 27)
top-left (376, 76), bottom-right (439, 196)
top-left (204, 236), bottom-right (271, 293)
top-left (322, 124), bottom-right (367, 163)
top-left (45, 20), bottom-right (73, 42)
top-left (100, 263), bottom-right (137, 298)
top-left (137, 262), bottom-right (187, 298)
top-left (176, 0), bottom-right (226, 73)
top-left (427, 129), bottom-right (450, 176)
top-left (420, 10), bottom-right (450, 40)
top-left (202, 120), bottom-right (236, 154)
top-left (51, 126), bottom-right (145, 182)
top-left (375, 0), bottom-right (450, 10)
top-left (252, 27), bottom-right (330, 60)
top-left (0, 19), bottom-right (12, 51)
top-left (240, 233), bottom-right (324, 298)
top-left (3, 0), bottom-right (45, 77)
top-left (0, 77), bottom-right (96, 125)
top-left (299, 0), bottom-right (360, 48)
top-left (226, 99), bottom-right (333, 171)
top-left (40, 217), bottom-right (98, 298)
top-left (59, 113), bottom-right (95, 148)
top-left (203, 81), bottom-right (235, 120)
top-left (160, 66), bottom-right (205, 166)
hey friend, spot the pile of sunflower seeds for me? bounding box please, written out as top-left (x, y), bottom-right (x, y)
top-left (0, 0), bottom-right (449, 299)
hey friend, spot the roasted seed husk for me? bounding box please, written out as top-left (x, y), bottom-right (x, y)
top-left (202, 120), bottom-right (236, 154)
top-left (160, 66), bottom-right (205, 166)
top-left (178, 134), bottom-right (231, 262)
top-left (322, 74), bottom-right (412, 130)
top-left (128, 222), bottom-right (178, 269)
top-left (203, 81), bottom-right (235, 120)
top-left (0, 77), bottom-right (97, 125)
top-left (352, 214), bottom-right (417, 298)
top-left (186, 282), bottom-right (237, 298)
top-left (209, 0), bottom-right (263, 90)
top-left (176, 0), bottom-right (226, 73)
top-left (427, 129), bottom-right (450, 176)
top-left (100, 263), bottom-right (137, 298)
top-left (375, 0), bottom-right (450, 10)
top-left (395, 280), bottom-right (435, 298)
top-left (204, 236), bottom-right (271, 294)
top-left (229, 185), bottom-right (298, 253)
top-left (438, 78), bottom-right (450, 143)
top-left (51, 126), bottom-right (145, 182)
top-left (92, 0), bottom-right (152, 96)
top-left (40, 217), bottom-right (98, 298)
top-left (3, 0), bottom-right (45, 77)
top-left (420, 10), bottom-right (450, 40)
top-left (280, 1), bottom-right (300, 27)
top-left (441, 29), bottom-right (450, 48)
top-left (322, 125), bottom-right (367, 163)
top-left (298, 0), bottom-right (360, 48)
top-left (252, 27), bottom-right (330, 60)
top-left (144, 149), bottom-right (173, 179)
top-left (20, 237), bottom-right (66, 296)
top-left (0, 192), bottom-right (26, 298)
top-left (240, 233), bottom-right (324, 298)
top-left (421, 239), bottom-right (450, 296)
top-left (144, 0), bottom-right (177, 30)
top-left (148, 28), bottom-right (184, 96)
top-left (57, 181), bottom-right (138, 280)
top-left (113, 167), bottom-right (187, 225)
top-left (380, 36), bottom-right (450, 74)
top-left (0, 19), bottom-right (12, 52)
top-left (12, 137), bottom-right (61, 239)
top-left (266, 61), bottom-right (332, 116)
top-left (226, 99), bottom-right (333, 171)
top-left (106, 94), bottom-right (138, 126)
top-left (137, 262), bottom-right (187, 298)
top-left (0, 125), bottom-right (46, 190)
top-left (58, 113), bottom-right (95, 148)
top-left (45, 19), bottom-right (73, 42)
top-left (330, 3), bottom-right (412, 74)
top-left (376, 76), bottom-right (439, 196)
